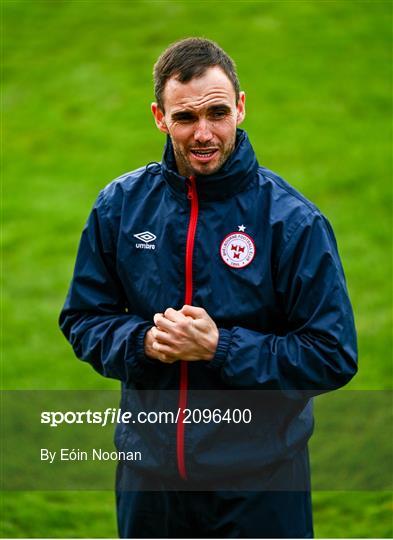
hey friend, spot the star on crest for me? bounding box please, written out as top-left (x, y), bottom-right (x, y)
top-left (238, 225), bottom-right (246, 232)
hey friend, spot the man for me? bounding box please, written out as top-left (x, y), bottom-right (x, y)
top-left (60, 38), bottom-right (357, 538)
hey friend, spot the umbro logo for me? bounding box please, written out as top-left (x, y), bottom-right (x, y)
top-left (133, 231), bottom-right (156, 250)
top-left (134, 231), bottom-right (156, 243)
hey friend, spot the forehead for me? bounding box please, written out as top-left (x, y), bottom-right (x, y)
top-left (162, 66), bottom-right (236, 112)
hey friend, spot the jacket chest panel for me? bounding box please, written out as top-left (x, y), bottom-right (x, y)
top-left (191, 204), bottom-right (276, 326)
top-left (115, 196), bottom-right (188, 318)
top-left (114, 190), bottom-right (276, 327)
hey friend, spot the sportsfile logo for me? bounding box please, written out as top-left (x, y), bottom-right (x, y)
top-left (134, 231), bottom-right (156, 250)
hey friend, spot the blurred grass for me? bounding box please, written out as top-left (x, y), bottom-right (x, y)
top-left (2, 0), bottom-right (392, 537)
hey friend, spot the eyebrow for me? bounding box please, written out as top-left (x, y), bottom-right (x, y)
top-left (171, 104), bottom-right (232, 121)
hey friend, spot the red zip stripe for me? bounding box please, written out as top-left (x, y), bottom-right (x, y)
top-left (185, 176), bottom-right (199, 305)
top-left (177, 175), bottom-right (199, 480)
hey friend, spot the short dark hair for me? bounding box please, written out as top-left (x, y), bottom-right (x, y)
top-left (153, 37), bottom-right (240, 111)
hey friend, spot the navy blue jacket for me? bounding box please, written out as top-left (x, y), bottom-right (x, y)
top-left (59, 129), bottom-right (357, 484)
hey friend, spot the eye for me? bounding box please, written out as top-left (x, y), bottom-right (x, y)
top-left (209, 109), bottom-right (229, 119)
top-left (172, 113), bottom-right (195, 123)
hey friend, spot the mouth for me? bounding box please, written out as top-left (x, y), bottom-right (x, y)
top-left (190, 148), bottom-right (218, 163)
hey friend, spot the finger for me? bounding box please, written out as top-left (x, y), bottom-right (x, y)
top-left (181, 305), bottom-right (207, 319)
top-left (163, 307), bottom-right (186, 323)
top-left (192, 318), bottom-right (210, 330)
top-left (153, 342), bottom-right (177, 364)
top-left (154, 313), bottom-right (176, 332)
top-left (152, 341), bottom-right (177, 356)
top-left (151, 327), bottom-right (174, 345)
top-left (153, 313), bottom-right (163, 326)
top-left (158, 355), bottom-right (177, 364)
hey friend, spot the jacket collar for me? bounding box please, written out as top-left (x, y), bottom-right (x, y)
top-left (161, 129), bottom-right (259, 201)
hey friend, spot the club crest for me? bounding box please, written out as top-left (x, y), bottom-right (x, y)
top-left (220, 232), bottom-right (256, 268)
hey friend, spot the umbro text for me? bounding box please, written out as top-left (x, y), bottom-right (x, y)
top-left (135, 243), bottom-right (155, 250)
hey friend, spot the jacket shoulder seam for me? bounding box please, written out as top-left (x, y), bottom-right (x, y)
top-left (277, 210), bottom-right (322, 266)
top-left (96, 189), bottom-right (117, 250)
top-left (261, 171), bottom-right (317, 213)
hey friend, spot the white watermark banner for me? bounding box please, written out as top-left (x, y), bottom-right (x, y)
top-left (1, 390), bottom-right (392, 491)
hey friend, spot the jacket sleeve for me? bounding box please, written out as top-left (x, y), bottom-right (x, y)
top-left (210, 212), bottom-right (358, 396)
top-left (59, 191), bottom-right (155, 384)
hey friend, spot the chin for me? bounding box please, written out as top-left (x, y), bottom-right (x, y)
top-left (192, 166), bottom-right (216, 176)
top-left (191, 159), bottom-right (222, 177)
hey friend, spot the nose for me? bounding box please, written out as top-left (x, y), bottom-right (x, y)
top-left (194, 119), bottom-right (213, 144)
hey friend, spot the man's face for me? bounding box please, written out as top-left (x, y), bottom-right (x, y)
top-left (152, 66), bottom-right (246, 177)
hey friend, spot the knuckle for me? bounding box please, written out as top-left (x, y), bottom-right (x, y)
top-left (162, 333), bottom-right (173, 345)
top-left (161, 331), bottom-right (169, 341)
top-left (177, 320), bottom-right (187, 331)
top-left (185, 319), bottom-right (193, 331)
top-left (156, 329), bottom-right (164, 339)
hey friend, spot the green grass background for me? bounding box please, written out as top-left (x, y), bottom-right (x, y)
top-left (2, 0), bottom-right (392, 537)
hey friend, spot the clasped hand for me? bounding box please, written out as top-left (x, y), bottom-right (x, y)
top-left (144, 305), bottom-right (219, 363)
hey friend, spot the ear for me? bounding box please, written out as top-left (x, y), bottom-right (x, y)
top-left (236, 91), bottom-right (246, 126)
top-left (151, 103), bottom-right (169, 134)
